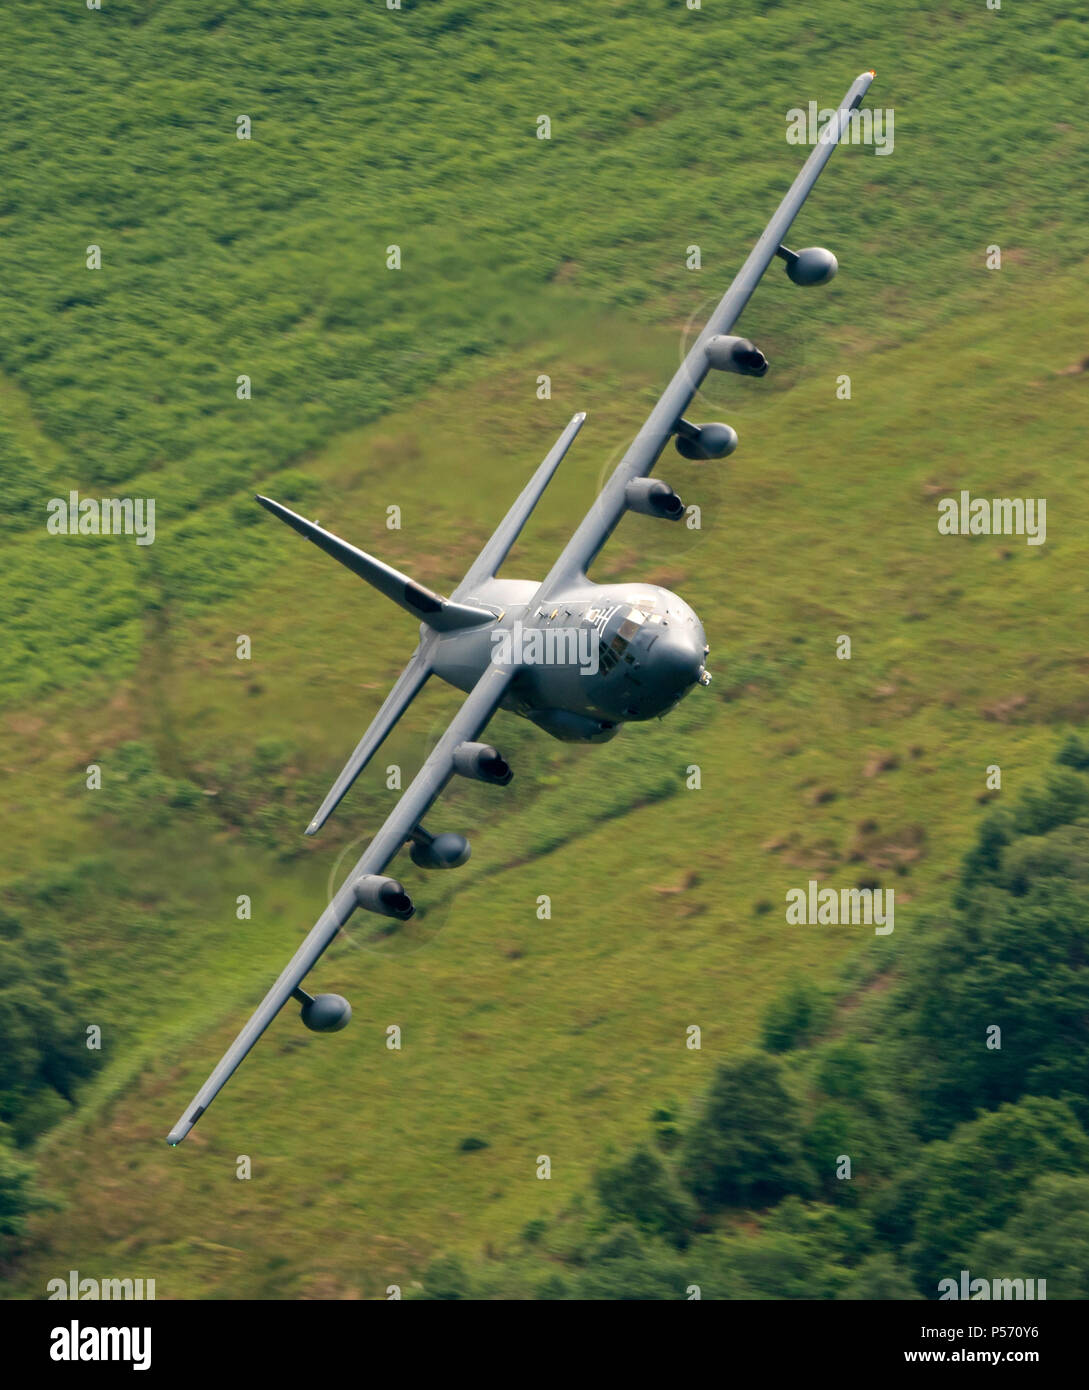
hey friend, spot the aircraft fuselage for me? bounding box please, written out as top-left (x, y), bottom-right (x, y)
top-left (429, 576), bottom-right (710, 741)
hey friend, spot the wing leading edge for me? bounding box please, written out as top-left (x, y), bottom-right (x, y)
top-left (540, 69), bottom-right (876, 594)
top-left (166, 659), bottom-right (517, 1145)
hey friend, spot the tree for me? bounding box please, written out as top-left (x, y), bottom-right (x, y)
top-left (906, 1097), bottom-right (1089, 1287)
top-left (761, 976), bottom-right (832, 1053)
top-left (969, 1173), bottom-right (1089, 1299)
top-left (839, 1252), bottom-right (920, 1300)
top-left (575, 1225), bottom-right (690, 1301)
top-left (707, 1199), bottom-right (867, 1299)
top-left (594, 1147), bottom-right (695, 1248)
top-left (0, 1125), bottom-right (50, 1255)
top-left (897, 811), bottom-right (1089, 1136)
top-left (417, 1254), bottom-right (473, 1300)
top-left (0, 910), bottom-right (94, 1137)
top-left (680, 1052), bottom-right (812, 1210)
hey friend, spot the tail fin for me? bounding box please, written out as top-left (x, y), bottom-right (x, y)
top-left (451, 412), bottom-right (586, 599)
top-left (255, 495), bottom-right (494, 633)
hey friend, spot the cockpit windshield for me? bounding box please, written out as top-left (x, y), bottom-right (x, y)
top-left (611, 607), bottom-right (646, 651)
top-left (599, 605), bottom-right (646, 671)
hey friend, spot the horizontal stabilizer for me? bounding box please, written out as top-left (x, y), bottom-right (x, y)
top-left (453, 412), bottom-right (586, 599)
top-left (306, 637), bottom-right (435, 836)
top-left (256, 495), bottom-right (494, 633)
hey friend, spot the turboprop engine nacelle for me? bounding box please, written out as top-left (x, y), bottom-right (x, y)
top-left (625, 477), bottom-right (684, 520)
top-left (353, 874), bottom-right (415, 920)
top-left (705, 334), bottom-right (769, 377)
top-left (453, 741), bottom-right (513, 785)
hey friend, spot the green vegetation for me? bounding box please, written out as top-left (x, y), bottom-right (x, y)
top-left (0, 0), bottom-right (1087, 1297)
top-left (4, 0), bottom-right (1089, 708)
top-left (411, 752), bottom-right (1089, 1297)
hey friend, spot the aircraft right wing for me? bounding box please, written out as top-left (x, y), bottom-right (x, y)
top-left (166, 658), bottom-right (517, 1145)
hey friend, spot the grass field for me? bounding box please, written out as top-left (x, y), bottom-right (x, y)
top-left (1, 0), bottom-right (1087, 1297)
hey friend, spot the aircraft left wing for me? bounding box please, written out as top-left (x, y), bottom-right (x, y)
top-left (166, 659), bottom-right (516, 1145)
top-left (540, 68), bottom-right (876, 594)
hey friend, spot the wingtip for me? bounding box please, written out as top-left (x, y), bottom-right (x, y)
top-left (167, 1109), bottom-right (200, 1145)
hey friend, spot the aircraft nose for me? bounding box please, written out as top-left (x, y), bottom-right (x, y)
top-left (652, 628), bottom-right (706, 693)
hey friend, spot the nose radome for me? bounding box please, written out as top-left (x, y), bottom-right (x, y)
top-left (653, 628), bottom-right (706, 691)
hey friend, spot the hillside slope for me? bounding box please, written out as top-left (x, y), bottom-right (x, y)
top-left (1, 0), bottom-right (1086, 1298)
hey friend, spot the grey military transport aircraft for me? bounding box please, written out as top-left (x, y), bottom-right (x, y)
top-left (167, 69), bottom-right (876, 1145)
